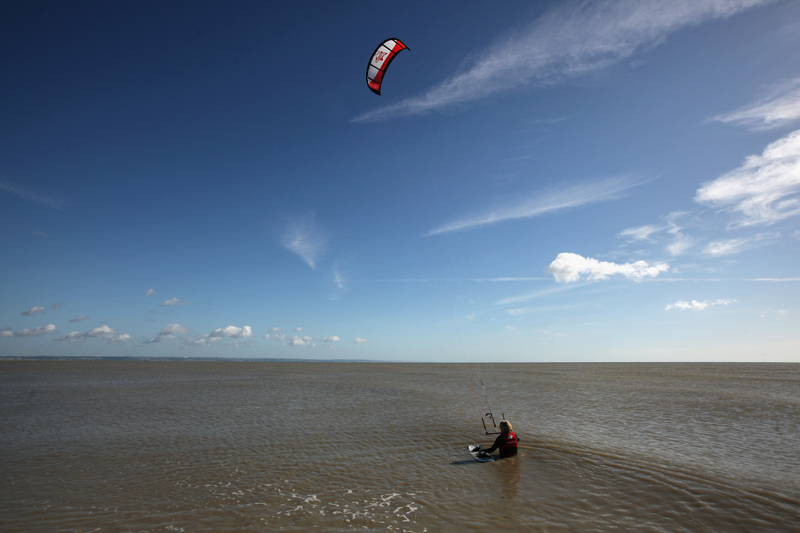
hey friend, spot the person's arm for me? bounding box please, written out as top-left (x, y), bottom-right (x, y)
top-left (480, 434), bottom-right (505, 454)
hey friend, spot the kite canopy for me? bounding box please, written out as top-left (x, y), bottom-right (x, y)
top-left (366, 38), bottom-right (408, 95)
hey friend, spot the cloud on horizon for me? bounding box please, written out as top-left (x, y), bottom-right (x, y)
top-left (209, 325), bottom-right (252, 338)
top-left (353, 0), bottom-right (768, 122)
top-left (54, 325), bottom-right (131, 343)
top-left (1, 324), bottom-right (58, 338)
top-left (427, 175), bottom-right (649, 236)
top-left (144, 323), bottom-right (190, 344)
top-left (666, 299), bottom-right (736, 311)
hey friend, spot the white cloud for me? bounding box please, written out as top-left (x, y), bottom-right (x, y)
top-left (289, 336), bottom-right (310, 347)
top-left (507, 308), bottom-right (529, 316)
top-left (53, 331), bottom-right (84, 343)
top-left (323, 336), bottom-right (340, 342)
top-left (666, 299), bottom-right (736, 311)
top-left (145, 289), bottom-right (156, 297)
top-left (546, 252), bottom-right (669, 282)
top-left (185, 335), bottom-right (221, 347)
top-left (69, 315), bottom-right (89, 322)
top-left (281, 213), bottom-right (328, 269)
top-left (2, 324), bottom-right (58, 338)
top-left (709, 78), bottom-right (800, 130)
top-left (427, 176), bottom-right (649, 235)
top-left (269, 327), bottom-right (281, 332)
top-left (354, 338), bottom-right (368, 344)
top-left (144, 323), bottom-right (190, 344)
top-left (293, 327), bottom-right (303, 332)
top-left (21, 306), bottom-right (46, 316)
top-left (160, 297), bottom-right (191, 306)
top-left (0, 181), bottom-right (66, 209)
top-left (354, 0), bottom-right (768, 122)
top-left (51, 302), bottom-right (65, 309)
top-left (703, 233), bottom-right (776, 256)
top-left (695, 130), bottom-right (800, 227)
top-left (53, 325), bottom-right (130, 343)
top-left (209, 325), bottom-right (252, 338)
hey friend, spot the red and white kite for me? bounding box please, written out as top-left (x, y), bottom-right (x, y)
top-left (366, 38), bottom-right (408, 95)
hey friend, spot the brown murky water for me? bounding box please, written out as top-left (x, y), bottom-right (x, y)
top-left (1, 361), bottom-right (798, 532)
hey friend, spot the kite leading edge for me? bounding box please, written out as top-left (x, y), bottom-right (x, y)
top-left (366, 38), bottom-right (408, 95)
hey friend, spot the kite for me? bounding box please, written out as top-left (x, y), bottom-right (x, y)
top-left (366, 38), bottom-right (408, 95)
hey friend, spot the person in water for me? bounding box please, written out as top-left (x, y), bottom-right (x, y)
top-left (477, 420), bottom-right (518, 458)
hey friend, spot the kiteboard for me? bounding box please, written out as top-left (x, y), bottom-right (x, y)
top-left (468, 445), bottom-right (495, 462)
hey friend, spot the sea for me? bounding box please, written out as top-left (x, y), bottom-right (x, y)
top-left (1, 361), bottom-right (798, 532)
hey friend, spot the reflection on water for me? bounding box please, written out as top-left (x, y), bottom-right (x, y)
top-left (1, 361), bottom-right (798, 532)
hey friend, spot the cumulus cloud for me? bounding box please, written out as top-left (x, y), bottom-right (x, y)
top-left (209, 325), bottom-right (252, 338)
top-left (545, 252), bottom-right (669, 282)
top-left (69, 315), bottom-right (89, 323)
top-left (289, 336), bottom-right (312, 347)
top-left (353, 0), bottom-right (768, 122)
top-left (666, 299), bottom-right (736, 311)
top-left (695, 130), bottom-right (800, 227)
top-left (160, 297), bottom-right (191, 306)
top-left (1, 324), bottom-right (58, 338)
top-left (144, 323), bottom-right (190, 344)
top-left (427, 176), bottom-right (649, 235)
top-left (185, 335), bottom-right (221, 347)
top-left (708, 78), bottom-right (800, 130)
top-left (55, 326), bottom-right (132, 343)
top-left (83, 325), bottom-right (131, 343)
top-left (21, 307), bottom-right (46, 316)
top-left (354, 338), bottom-right (368, 344)
top-left (281, 213), bottom-right (328, 269)
top-left (323, 336), bottom-right (340, 342)
top-left (53, 331), bottom-right (84, 343)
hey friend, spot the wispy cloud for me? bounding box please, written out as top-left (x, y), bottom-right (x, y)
top-left (666, 299), bottom-right (736, 311)
top-left (354, 338), bottom-right (368, 344)
top-left (353, 0), bottom-right (768, 122)
top-left (145, 289), bottom-right (156, 297)
top-left (69, 315), bottom-right (89, 323)
top-left (21, 306), bottom-right (46, 316)
top-left (427, 175), bottom-right (649, 236)
top-left (703, 233), bottom-right (777, 256)
top-left (695, 130), bottom-right (800, 227)
top-left (281, 213), bottom-right (328, 269)
top-left (0, 181), bottom-right (66, 209)
top-left (546, 252), bottom-right (669, 283)
top-left (495, 284), bottom-right (578, 306)
top-left (708, 78), bottom-right (800, 130)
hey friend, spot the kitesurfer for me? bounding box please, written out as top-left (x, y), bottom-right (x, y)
top-left (476, 420), bottom-right (518, 458)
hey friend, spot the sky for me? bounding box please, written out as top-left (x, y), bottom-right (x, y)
top-left (1, 0), bottom-right (798, 362)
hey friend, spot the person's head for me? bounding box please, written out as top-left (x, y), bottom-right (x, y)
top-left (499, 420), bottom-right (513, 434)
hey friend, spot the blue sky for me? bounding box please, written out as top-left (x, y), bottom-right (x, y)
top-left (1, 0), bottom-right (798, 361)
